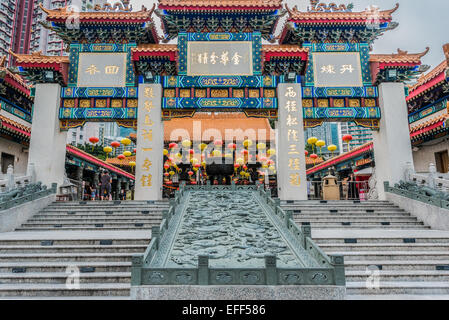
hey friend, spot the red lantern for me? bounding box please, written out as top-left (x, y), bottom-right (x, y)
top-left (169, 143), bottom-right (178, 149)
top-left (241, 149), bottom-right (249, 155)
top-left (164, 172), bottom-right (170, 177)
top-left (117, 154), bottom-right (125, 160)
top-left (188, 171), bottom-right (194, 176)
top-left (133, 148), bottom-right (136, 153)
top-left (243, 165), bottom-right (248, 170)
top-left (310, 154), bottom-right (318, 160)
top-left (189, 149), bottom-right (194, 155)
top-left (166, 181), bottom-right (173, 185)
top-left (342, 135), bottom-right (353, 143)
top-left (163, 163), bottom-right (170, 170)
top-left (111, 141), bottom-right (120, 148)
top-left (305, 150), bottom-right (309, 156)
top-left (234, 164), bottom-right (240, 169)
top-left (214, 140), bottom-right (223, 146)
top-left (89, 137), bottom-right (99, 144)
top-left (194, 163), bottom-right (201, 168)
top-left (227, 143), bottom-right (236, 150)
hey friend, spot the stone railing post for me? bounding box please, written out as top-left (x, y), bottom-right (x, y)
top-left (6, 165), bottom-right (14, 191)
top-left (265, 255), bottom-right (277, 285)
top-left (330, 255), bottom-right (346, 286)
top-left (285, 210), bottom-right (293, 228)
top-left (151, 226), bottom-right (160, 250)
top-left (131, 254), bottom-right (144, 286)
top-left (301, 225), bottom-right (311, 248)
top-left (428, 163), bottom-right (437, 189)
top-left (198, 255), bottom-right (209, 285)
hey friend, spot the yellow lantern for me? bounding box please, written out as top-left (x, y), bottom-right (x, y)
top-left (163, 149), bottom-right (169, 156)
top-left (316, 140), bottom-right (325, 156)
top-left (175, 152), bottom-right (182, 159)
top-left (129, 161), bottom-right (136, 167)
top-left (169, 170), bottom-right (175, 176)
top-left (267, 148), bottom-right (276, 156)
top-left (256, 143), bottom-right (266, 150)
top-left (201, 161), bottom-right (206, 167)
top-left (121, 138), bottom-right (131, 146)
top-left (198, 143), bottom-right (207, 151)
top-left (307, 137), bottom-right (318, 153)
top-left (240, 171), bottom-right (246, 176)
top-left (243, 139), bottom-right (253, 148)
top-left (182, 140), bottom-right (191, 148)
top-left (327, 144), bottom-right (337, 156)
top-left (262, 164), bottom-right (268, 169)
top-left (212, 150), bottom-right (222, 157)
top-left (103, 146), bottom-right (113, 159)
top-left (268, 165), bottom-right (275, 171)
top-left (123, 151), bottom-right (132, 157)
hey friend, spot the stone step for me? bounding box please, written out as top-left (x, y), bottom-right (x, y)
top-left (347, 294), bottom-right (449, 300)
top-left (283, 208), bottom-right (405, 213)
top-left (15, 226), bottom-right (153, 231)
top-left (319, 243), bottom-right (449, 251)
top-left (0, 283), bottom-right (130, 297)
top-left (39, 209), bottom-right (165, 214)
top-left (20, 222), bottom-right (158, 228)
top-left (0, 239), bottom-right (150, 246)
top-left (34, 214), bottom-right (163, 219)
top-left (0, 261), bottom-right (131, 273)
top-left (345, 270), bottom-right (449, 282)
top-left (344, 260), bottom-right (449, 271)
top-left (0, 253), bottom-right (135, 262)
top-left (0, 272), bottom-right (131, 284)
top-left (333, 251), bottom-right (449, 261)
top-left (27, 218), bottom-right (161, 224)
top-left (314, 237), bottom-right (449, 244)
top-left (346, 281), bottom-right (449, 295)
top-left (294, 216), bottom-right (419, 222)
top-left (305, 224), bottom-right (428, 229)
top-left (0, 244), bottom-right (147, 254)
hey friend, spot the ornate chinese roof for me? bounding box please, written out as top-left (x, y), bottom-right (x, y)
top-left (0, 56), bottom-right (32, 98)
top-left (0, 114), bottom-right (31, 141)
top-left (158, 0), bottom-right (283, 10)
top-left (408, 59), bottom-right (449, 102)
top-left (39, 2), bottom-right (159, 44)
top-left (156, 0), bottom-right (284, 42)
top-left (9, 51), bottom-right (69, 86)
top-left (370, 48), bottom-right (430, 85)
top-left (280, 3), bottom-right (399, 44)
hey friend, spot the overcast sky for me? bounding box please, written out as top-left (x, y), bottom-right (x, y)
top-left (125, 0), bottom-right (448, 69)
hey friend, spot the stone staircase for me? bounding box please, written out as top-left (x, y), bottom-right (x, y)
top-left (282, 200), bottom-right (449, 299)
top-left (0, 201), bottom-right (166, 299)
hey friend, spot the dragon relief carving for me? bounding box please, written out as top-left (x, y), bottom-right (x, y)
top-left (94, 0), bottom-right (132, 12)
top-left (308, 0), bottom-right (354, 12)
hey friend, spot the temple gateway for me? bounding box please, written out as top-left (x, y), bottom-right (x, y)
top-left (4, 0), bottom-right (449, 301)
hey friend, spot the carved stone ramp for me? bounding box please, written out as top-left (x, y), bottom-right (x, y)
top-left (131, 184), bottom-right (346, 300)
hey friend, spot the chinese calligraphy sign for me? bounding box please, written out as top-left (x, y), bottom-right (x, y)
top-left (277, 83), bottom-right (307, 200)
top-left (187, 41), bottom-right (253, 76)
top-left (77, 52), bottom-right (127, 87)
top-left (135, 84), bottom-right (163, 200)
top-left (313, 52), bottom-right (363, 88)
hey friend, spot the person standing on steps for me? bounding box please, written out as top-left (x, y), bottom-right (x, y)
top-left (100, 171), bottom-right (112, 201)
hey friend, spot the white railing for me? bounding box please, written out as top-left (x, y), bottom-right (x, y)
top-left (409, 163), bottom-right (449, 193)
top-left (0, 165), bottom-right (32, 193)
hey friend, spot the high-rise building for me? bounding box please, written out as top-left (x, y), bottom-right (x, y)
top-left (3, 0), bottom-right (106, 65)
top-left (338, 122), bottom-right (373, 153)
top-left (305, 122), bottom-right (340, 157)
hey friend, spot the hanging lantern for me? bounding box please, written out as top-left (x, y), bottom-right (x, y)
top-left (307, 137), bottom-right (318, 153)
top-left (342, 135), bottom-right (353, 151)
top-left (194, 163), bottom-right (201, 168)
top-left (242, 165), bottom-right (248, 170)
top-left (316, 140), bottom-right (326, 156)
top-left (123, 151), bottom-right (132, 157)
top-left (163, 149), bottom-right (169, 156)
top-left (188, 170), bottom-right (194, 176)
top-left (212, 150), bottom-right (222, 157)
top-left (188, 149), bottom-right (195, 155)
top-left (117, 154), bottom-right (125, 160)
top-left (168, 142), bottom-right (178, 149)
top-left (182, 140), bottom-right (192, 148)
top-left (121, 138), bottom-right (131, 146)
top-left (214, 140), bottom-right (223, 146)
top-left (129, 161), bottom-right (136, 167)
top-left (305, 150), bottom-right (309, 156)
top-left (103, 146), bottom-right (112, 159)
top-left (259, 156), bottom-right (268, 163)
top-left (256, 143), bottom-right (266, 150)
top-left (89, 137), bottom-right (99, 151)
top-left (267, 148), bottom-right (276, 156)
top-left (111, 141), bottom-right (120, 148)
top-left (327, 144), bottom-right (337, 156)
top-left (268, 165), bottom-right (275, 171)
top-left (169, 170), bottom-right (175, 176)
top-left (198, 143), bottom-right (208, 151)
top-left (234, 164), bottom-right (240, 169)
top-left (133, 148), bottom-right (136, 154)
top-left (164, 172), bottom-right (170, 177)
top-left (240, 171), bottom-right (246, 176)
top-left (310, 153), bottom-right (318, 166)
top-left (163, 163), bottom-right (170, 170)
top-left (241, 149), bottom-right (249, 155)
top-left (227, 143), bottom-right (237, 150)
top-left (243, 139), bottom-right (253, 148)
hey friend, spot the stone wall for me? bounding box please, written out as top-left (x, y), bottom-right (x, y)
top-left (0, 137), bottom-right (28, 175)
top-left (413, 137), bottom-right (449, 173)
top-left (0, 194), bottom-right (55, 232)
top-left (386, 191), bottom-right (449, 231)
